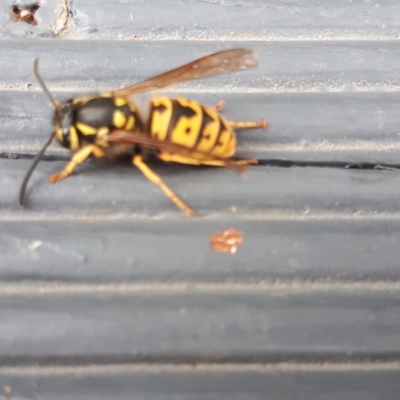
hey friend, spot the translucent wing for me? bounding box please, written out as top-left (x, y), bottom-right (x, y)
top-left (106, 130), bottom-right (247, 173)
top-left (113, 48), bottom-right (258, 97)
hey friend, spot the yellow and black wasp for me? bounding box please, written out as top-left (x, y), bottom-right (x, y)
top-left (20, 48), bottom-right (267, 216)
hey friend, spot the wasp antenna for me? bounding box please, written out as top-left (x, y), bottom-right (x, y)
top-left (33, 58), bottom-right (58, 110)
top-left (19, 132), bottom-right (56, 206)
top-left (20, 59), bottom-right (59, 206)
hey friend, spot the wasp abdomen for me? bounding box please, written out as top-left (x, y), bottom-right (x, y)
top-left (149, 97), bottom-right (236, 158)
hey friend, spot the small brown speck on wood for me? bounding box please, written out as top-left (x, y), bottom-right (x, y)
top-left (210, 228), bottom-right (243, 254)
top-left (3, 386), bottom-right (12, 395)
top-left (11, 4), bottom-right (40, 26)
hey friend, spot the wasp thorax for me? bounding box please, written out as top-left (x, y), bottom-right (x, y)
top-left (54, 95), bottom-right (144, 151)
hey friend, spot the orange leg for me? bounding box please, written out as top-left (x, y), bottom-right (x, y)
top-left (233, 158), bottom-right (258, 166)
top-left (133, 154), bottom-right (195, 216)
top-left (214, 100), bottom-right (226, 111)
top-left (228, 120), bottom-right (268, 129)
top-left (158, 151), bottom-right (257, 170)
top-left (213, 100), bottom-right (267, 128)
top-left (48, 144), bottom-right (105, 183)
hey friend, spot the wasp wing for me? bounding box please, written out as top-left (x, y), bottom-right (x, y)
top-left (113, 48), bottom-right (258, 97)
top-left (106, 130), bottom-right (247, 173)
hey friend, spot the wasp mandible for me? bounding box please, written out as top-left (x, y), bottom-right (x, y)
top-left (20, 48), bottom-right (268, 216)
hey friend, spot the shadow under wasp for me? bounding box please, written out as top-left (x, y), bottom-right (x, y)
top-left (19, 48), bottom-right (268, 216)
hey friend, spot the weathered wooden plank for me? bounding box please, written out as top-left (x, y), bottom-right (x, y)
top-left (68, 0), bottom-right (400, 41)
top-left (0, 288), bottom-right (399, 361)
top-left (1, 0), bottom-right (399, 396)
top-left (2, 90), bottom-right (400, 162)
top-left (2, 218), bottom-right (400, 283)
top-left (0, 365), bottom-right (400, 400)
top-left (1, 158), bottom-right (400, 215)
top-left (2, 0), bottom-right (400, 41)
top-left (0, 40), bottom-right (399, 93)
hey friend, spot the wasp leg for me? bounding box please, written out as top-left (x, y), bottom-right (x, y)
top-left (232, 158), bottom-right (258, 166)
top-left (132, 154), bottom-right (195, 216)
top-left (48, 144), bottom-right (105, 183)
top-left (158, 152), bottom-right (258, 168)
top-left (214, 100), bottom-right (226, 111)
top-left (228, 120), bottom-right (268, 129)
top-left (194, 158), bottom-right (258, 168)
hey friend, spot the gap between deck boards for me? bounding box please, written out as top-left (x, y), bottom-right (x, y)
top-left (2, 151), bottom-right (400, 172)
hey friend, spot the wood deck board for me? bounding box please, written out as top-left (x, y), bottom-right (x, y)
top-left (1, 0), bottom-right (399, 398)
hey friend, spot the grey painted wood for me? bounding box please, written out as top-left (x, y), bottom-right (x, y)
top-left (2, 159), bottom-right (400, 215)
top-left (3, 218), bottom-right (400, 283)
top-left (1, 365), bottom-right (400, 400)
top-left (1, 40), bottom-right (400, 93)
top-left (2, 0), bottom-right (400, 40)
top-left (2, 157), bottom-right (400, 283)
top-left (68, 0), bottom-right (400, 41)
top-left (3, 90), bottom-right (400, 162)
top-left (0, 289), bottom-right (399, 361)
top-left (2, 39), bottom-right (400, 163)
top-left (1, 0), bottom-right (400, 397)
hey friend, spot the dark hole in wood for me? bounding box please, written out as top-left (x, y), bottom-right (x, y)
top-left (11, 3), bottom-right (40, 26)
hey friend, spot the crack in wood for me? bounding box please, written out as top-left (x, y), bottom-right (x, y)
top-left (1, 152), bottom-right (400, 171)
top-left (0, 354), bottom-right (400, 370)
top-left (1, 210), bottom-right (400, 223)
top-left (51, 0), bottom-right (71, 36)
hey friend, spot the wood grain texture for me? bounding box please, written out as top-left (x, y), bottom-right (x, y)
top-left (2, 159), bottom-right (400, 216)
top-left (1, 40), bottom-right (400, 92)
top-left (1, 289), bottom-right (400, 362)
top-left (1, 0), bottom-right (400, 398)
top-left (3, 218), bottom-right (400, 283)
top-left (67, 0), bottom-right (400, 41)
top-left (0, 365), bottom-right (399, 400)
top-left (2, 0), bottom-right (400, 40)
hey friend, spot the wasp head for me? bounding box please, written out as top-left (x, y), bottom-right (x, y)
top-left (53, 100), bottom-right (77, 149)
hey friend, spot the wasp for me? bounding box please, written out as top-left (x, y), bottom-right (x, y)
top-left (19, 48), bottom-right (267, 216)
